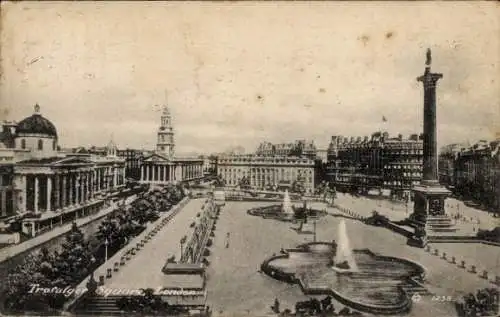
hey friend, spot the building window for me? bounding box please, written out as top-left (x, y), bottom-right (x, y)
top-left (21, 139), bottom-right (26, 149)
top-left (53, 140), bottom-right (56, 150)
top-left (38, 139), bottom-right (43, 150)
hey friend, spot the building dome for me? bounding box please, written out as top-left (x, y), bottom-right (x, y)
top-left (16, 104), bottom-right (58, 138)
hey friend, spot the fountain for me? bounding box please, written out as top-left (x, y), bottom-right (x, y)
top-left (247, 191), bottom-right (327, 223)
top-left (282, 190), bottom-right (295, 217)
top-left (260, 220), bottom-right (427, 315)
top-left (332, 220), bottom-right (358, 272)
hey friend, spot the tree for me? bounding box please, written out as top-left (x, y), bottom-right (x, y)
top-left (56, 223), bottom-right (95, 285)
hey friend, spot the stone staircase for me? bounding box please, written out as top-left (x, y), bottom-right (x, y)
top-left (401, 284), bottom-right (433, 297)
top-left (73, 295), bottom-right (122, 315)
top-left (425, 215), bottom-right (457, 233)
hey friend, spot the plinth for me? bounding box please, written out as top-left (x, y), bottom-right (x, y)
top-left (409, 181), bottom-right (456, 236)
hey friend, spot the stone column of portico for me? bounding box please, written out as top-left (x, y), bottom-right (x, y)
top-left (46, 174), bottom-right (52, 212)
top-left (113, 166), bottom-right (118, 188)
top-left (164, 165), bottom-right (167, 183)
top-left (34, 176), bottom-right (39, 214)
top-left (53, 173), bottom-right (59, 211)
top-left (68, 174), bottom-right (73, 206)
top-left (61, 174), bottom-right (67, 208)
top-left (145, 165), bottom-right (150, 182)
top-left (87, 171), bottom-right (91, 200)
top-left (92, 170), bottom-right (96, 198)
top-left (99, 168), bottom-right (103, 192)
top-left (90, 171), bottom-right (95, 200)
top-left (96, 169), bottom-right (100, 192)
top-left (81, 172), bottom-right (85, 203)
top-left (1, 190), bottom-right (6, 217)
top-left (76, 174), bottom-right (81, 205)
top-left (82, 172), bottom-right (87, 203)
top-left (140, 165), bottom-right (144, 182)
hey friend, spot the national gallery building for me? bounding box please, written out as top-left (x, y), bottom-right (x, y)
top-left (0, 105), bottom-right (125, 237)
top-left (139, 106), bottom-right (203, 185)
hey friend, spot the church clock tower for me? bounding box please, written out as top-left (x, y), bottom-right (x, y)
top-left (156, 105), bottom-right (175, 158)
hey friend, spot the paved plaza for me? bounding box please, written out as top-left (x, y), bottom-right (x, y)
top-left (106, 198), bottom-right (204, 289)
top-left (335, 193), bottom-right (499, 231)
top-left (331, 193), bottom-right (500, 277)
top-left (204, 200), bottom-right (495, 317)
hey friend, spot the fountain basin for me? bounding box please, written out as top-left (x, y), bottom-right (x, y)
top-left (261, 242), bottom-right (426, 315)
top-left (247, 205), bottom-right (327, 222)
top-left (248, 190), bottom-right (327, 222)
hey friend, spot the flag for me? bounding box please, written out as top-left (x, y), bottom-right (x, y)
top-left (382, 116), bottom-right (387, 122)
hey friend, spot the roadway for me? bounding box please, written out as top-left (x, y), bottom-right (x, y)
top-left (105, 198), bottom-right (203, 289)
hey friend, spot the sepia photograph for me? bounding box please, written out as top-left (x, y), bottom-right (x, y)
top-left (0, 1), bottom-right (499, 317)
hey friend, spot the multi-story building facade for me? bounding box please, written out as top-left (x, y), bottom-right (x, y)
top-left (0, 104), bottom-right (126, 237)
top-left (326, 132), bottom-right (423, 199)
top-left (117, 148), bottom-right (145, 181)
top-left (217, 155), bottom-right (316, 193)
top-left (139, 105), bottom-right (203, 184)
top-left (438, 143), bottom-right (468, 188)
top-left (256, 140), bottom-right (317, 160)
top-left (382, 134), bottom-right (423, 199)
top-left (440, 139), bottom-right (500, 213)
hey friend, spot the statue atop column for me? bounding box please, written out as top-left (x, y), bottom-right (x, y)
top-left (426, 48), bottom-right (432, 66)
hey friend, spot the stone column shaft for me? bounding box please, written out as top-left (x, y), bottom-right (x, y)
top-left (68, 174), bottom-right (73, 205)
top-left (418, 65), bottom-right (442, 184)
top-left (34, 176), bottom-right (39, 213)
top-left (46, 175), bottom-right (52, 211)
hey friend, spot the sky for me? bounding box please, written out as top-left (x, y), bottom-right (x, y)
top-left (1, 1), bottom-right (499, 155)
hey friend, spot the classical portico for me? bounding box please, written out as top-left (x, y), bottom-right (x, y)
top-left (140, 153), bottom-right (203, 184)
top-left (13, 156), bottom-right (125, 237)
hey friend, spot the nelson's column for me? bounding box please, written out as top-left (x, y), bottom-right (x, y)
top-left (409, 49), bottom-right (455, 241)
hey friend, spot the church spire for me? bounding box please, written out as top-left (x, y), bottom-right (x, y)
top-left (156, 99), bottom-right (175, 158)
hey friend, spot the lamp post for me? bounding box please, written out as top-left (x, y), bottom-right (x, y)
top-left (105, 238), bottom-right (109, 262)
top-left (313, 218), bottom-right (317, 243)
top-left (180, 235), bottom-right (187, 261)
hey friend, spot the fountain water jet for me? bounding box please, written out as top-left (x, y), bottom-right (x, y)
top-left (282, 190), bottom-right (294, 216)
top-left (333, 219), bottom-right (359, 272)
